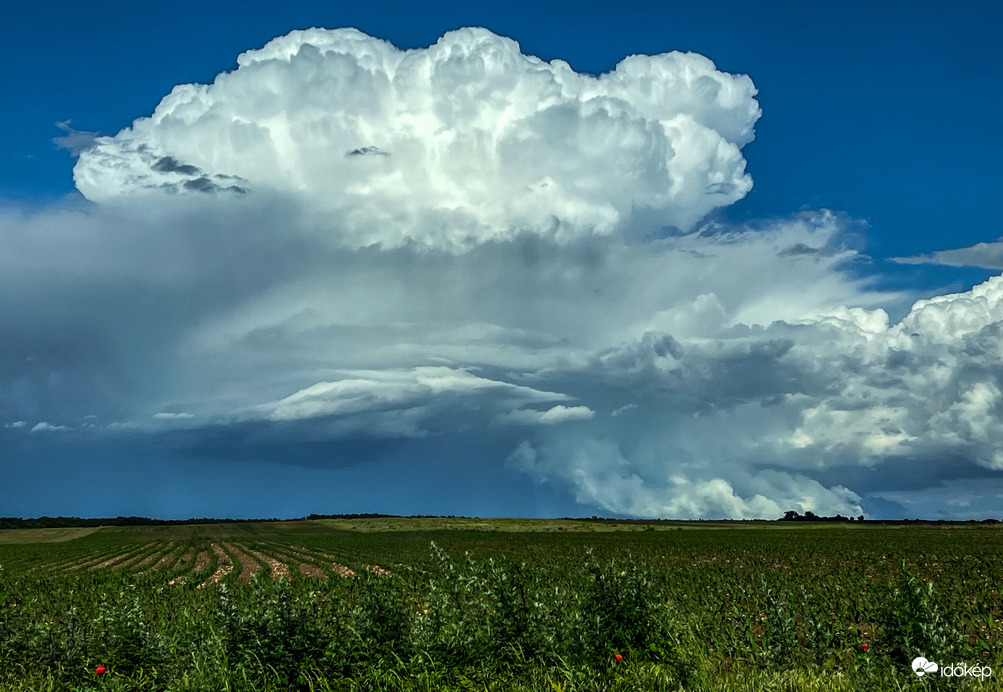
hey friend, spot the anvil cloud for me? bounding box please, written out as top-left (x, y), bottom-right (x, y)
top-left (3, 28), bottom-right (1003, 520)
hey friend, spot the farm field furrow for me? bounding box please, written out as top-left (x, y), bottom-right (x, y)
top-left (152, 546), bottom-right (185, 573)
top-left (172, 549), bottom-right (212, 586)
top-left (4, 520), bottom-right (1003, 691)
top-left (89, 543), bottom-right (158, 571)
top-left (31, 544), bottom-right (124, 572)
top-left (63, 547), bottom-right (138, 572)
top-left (223, 541), bottom-right (266, 580)
top-left (273, 540), bottom-right (393, 576)
top-left (253, 541), bottom-right (348, 578)
top-left (164, 547), bottom-right (200, 585)
top-left (198, 542), bottom-right (234, 588)
top-left (240, 545), bottom-right (290, 580)
top-left (258, 538), bottom-right (396, 576)
top-left (126, 541), bottom-right (177, 572)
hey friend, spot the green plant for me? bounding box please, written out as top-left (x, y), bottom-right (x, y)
top-left (879, 565), bottom-right (964, 669)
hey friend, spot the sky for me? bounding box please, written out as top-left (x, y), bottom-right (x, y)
top-left (2, 0), bottom-right (1003, 520)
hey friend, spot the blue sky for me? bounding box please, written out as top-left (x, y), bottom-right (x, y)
top-left (6, 1), bottom-right (1001, 264)
top-left (2, 0), bottom-right (1003, 519)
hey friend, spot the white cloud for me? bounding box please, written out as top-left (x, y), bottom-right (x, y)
top-left (53, 120), bottom-right (100, 155)
top-left (254, 366), bottom-right (575, 437)
top-left (508, 437), bottom-right (862, 519)
top-left (73, 27), bottom-right (758, 249)
top-left (495, 404), bottom-right (595, 426)
top-left (494, 271), bottom-right (1003, 518)
top-left (893, 238), bottom-right (1003, 270)
top-left (152, 412), bottom-right (195, 420)
top-left (4, 421), bottom-right (26, 429)
top-left (30, 422), bottom-right (69, 433)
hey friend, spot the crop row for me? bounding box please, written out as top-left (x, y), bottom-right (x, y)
top-left (2, 525), bottom-right (1003, 689)
top-left (2, 535), bottom-right (1001, 691)
top-left (18, 539), bottom-right (391, 591)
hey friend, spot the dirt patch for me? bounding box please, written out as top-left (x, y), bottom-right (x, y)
top-left (166, 548), bottom-right (202, 586)
top-left (365, 564), bottom-right (393, 577)
top-left (297, 563), bottom-right (328, 579)
top-left (256, 543), bottom-right (354, 580)
top-left (193, 549), bottom-right (211, 572)
top-left (257, 544), bottom-right (333, 577)
top-left (243, 547), bottom-right (290, 580)
top-left (262, 543), bottom-right (360, 579)
top-left (330, 563), bottom-right (357, 578)
top-left (226, 542), bottom-right (264, 581)
top-left (198, 543), bottom-right (234, 589)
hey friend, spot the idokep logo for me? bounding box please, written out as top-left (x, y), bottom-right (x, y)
top-left (912, 656), bottom-right (992, 681)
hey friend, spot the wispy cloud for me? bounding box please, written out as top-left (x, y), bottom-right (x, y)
top-left (893, 238), bottom-right (1003, 269)
top-left (53, 120), bottom-right (100, 155)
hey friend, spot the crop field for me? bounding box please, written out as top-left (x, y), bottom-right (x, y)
top-left (1, 520), bottom-right (1003, 691)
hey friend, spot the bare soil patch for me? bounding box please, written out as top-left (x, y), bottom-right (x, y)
top-left (243, 547), bottom-right (290, 580)
top-left (297, 563), bottom-right (327, 579)
top-left (256, 542), bottom-right (351, 579)
top-left (166, 548), bottom-right (200, 586)
top-left (330, 563), bottom-right (357, 578)
top-left (198, 543), bottom-right (234, 588)
top-left (225, 542), bottom-right (264, 581)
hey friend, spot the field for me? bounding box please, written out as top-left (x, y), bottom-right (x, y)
top-left (1, 519), bottom-right (1002, 691)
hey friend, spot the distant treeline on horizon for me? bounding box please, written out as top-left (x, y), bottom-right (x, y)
top-left (1, 513), bottom-right (1001, 530)
top-left (0, 513), bottom-right (399, 530)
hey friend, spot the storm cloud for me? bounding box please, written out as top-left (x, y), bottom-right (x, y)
top-left (3, 28), bottom-right (1003, 520)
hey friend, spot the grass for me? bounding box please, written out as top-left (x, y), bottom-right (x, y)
top-left (0, 527), bottom-right (103, 544)
top-left (1, 519), bottom-right (1002, 690)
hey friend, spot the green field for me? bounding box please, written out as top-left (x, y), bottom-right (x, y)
top-left (1, 519), bottom-right (1002, 690)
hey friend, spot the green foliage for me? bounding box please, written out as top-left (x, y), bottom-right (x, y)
top-left (91, 589), bottom-right (167, 675)
top-left (351, 572), bottom-right (413, 660)
top-left (216, 577), bottom-right (333, 687)
top-left (759, 575), bottom-right (803, 668)
top-left (1, 523), bottom-right (1001, 690)
top-left (879, 565), bottom-right (965, 669)
top-left (413, 543), bottom-right (555, 665)
top-left (574, 550), bottom-right (660, 661)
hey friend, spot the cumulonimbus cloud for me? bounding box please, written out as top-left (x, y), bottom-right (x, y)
top-left (73, 27), bottom-right (759, 249)
top-left (3, 27), bottom-right (1002, 520)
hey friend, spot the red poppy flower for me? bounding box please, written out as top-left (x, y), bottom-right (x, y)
top-left (860, 642), bottom-right (869, 652)
top-left (95, 664), bottom-right (106, 675)
top-left (615, 653), bottom-right (623, 661)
